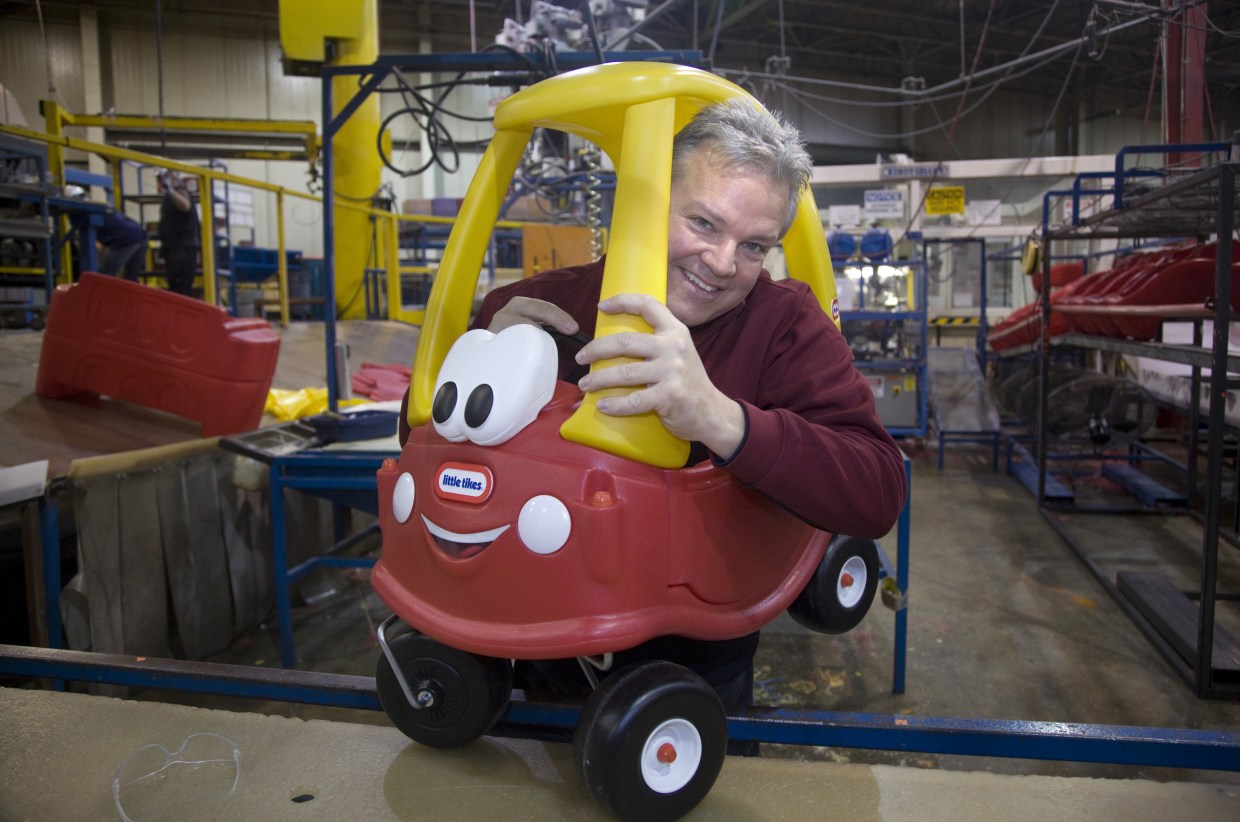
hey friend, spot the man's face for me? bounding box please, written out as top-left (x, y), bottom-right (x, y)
top-left (665, 146), bottom-right (787, 327)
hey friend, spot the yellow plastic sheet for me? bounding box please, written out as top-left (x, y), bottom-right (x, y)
top-left (264, 387), bottom-right (329, 421)
top-left (264, 388), bottom-right (371, 421)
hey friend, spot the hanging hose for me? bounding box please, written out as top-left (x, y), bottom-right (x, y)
top-left (155, 0), bottom-right (166, 154)
top-left (582, 147), bottom-right (604, 259)
top-left (34, 0), bottom-right (57, 99)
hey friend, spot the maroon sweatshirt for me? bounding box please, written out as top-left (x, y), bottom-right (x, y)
top-left (473, 259), bottom-right (907, 539)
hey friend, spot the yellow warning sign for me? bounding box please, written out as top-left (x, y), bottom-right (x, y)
top-left (925, 186), bottom-right (965, 215)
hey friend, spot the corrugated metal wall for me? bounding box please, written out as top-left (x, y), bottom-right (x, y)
top-left (1, 19), bottom-right (87, 122)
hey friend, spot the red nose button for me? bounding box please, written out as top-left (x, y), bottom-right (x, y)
top-left (657, 743), bottom-right (677, 764)
top-left (841, 572), bottom-right (855, 588)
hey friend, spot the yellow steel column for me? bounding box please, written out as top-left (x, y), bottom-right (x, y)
top-left (199, 173), bottom-right (217, 305)
top-left (277, 189), bottom-right (290, 326)
top-left (329, 0), bottom-right (381, 320)
top-left (39, 100), bottom-right (72, 282)
top-left (39, 100), bottom-right (66, 186)
top-left (384, 212), bottom-right (400, 320)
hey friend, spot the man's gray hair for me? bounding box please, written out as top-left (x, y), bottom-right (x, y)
top-left (672, 98), bottom-right (812, 234)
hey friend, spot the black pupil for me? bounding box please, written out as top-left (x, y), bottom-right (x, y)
top-left (465, 384), bottom-right (493, 429)
top-left (432, 382), bottom-right (457, 423)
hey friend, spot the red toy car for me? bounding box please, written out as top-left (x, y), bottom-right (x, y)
top-left (372, 324), bottom-right (882, 820)
top-left (370, 62), bottom-right (884, 822)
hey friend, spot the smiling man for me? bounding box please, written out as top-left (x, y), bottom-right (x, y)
top-left (470, 98), bottom-right (907, 733)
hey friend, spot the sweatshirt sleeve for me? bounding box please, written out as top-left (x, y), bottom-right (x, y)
top-left (716, 292), bottom-right (908, 539)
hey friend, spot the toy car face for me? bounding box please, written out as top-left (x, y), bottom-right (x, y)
top-left (373, 325), bottom-right (829, 660)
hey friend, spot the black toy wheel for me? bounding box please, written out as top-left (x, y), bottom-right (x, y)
top-left (787, 533), bottom-right (881, 634)
top-left (376, 632), bottom-right (512, 748)
top-left (573, 661), bottom-right (727, 822)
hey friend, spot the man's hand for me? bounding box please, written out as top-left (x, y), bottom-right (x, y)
top-left (487, 296), bottom-right (580, 336)
top-left (576, 293), bottom-right (745, 460)
top-left (164, 173), bottom-right (193, 213)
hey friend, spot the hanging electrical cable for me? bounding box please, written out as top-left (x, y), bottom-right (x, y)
top-left (155, 0), bottom-right (166, 154)
top-left (1139, 35), bottom-right (1163, 147)
top-left (521, 130), bottom-right (575, 219)
top-left (777, 0), bottom-right (787, 66)
top-left (770, 0), bottom-right (1069, 146)
top-left (927, 35), bottom-right (1088, 260)
top-left (376, 70), bottom-right (481, 178)
top-left (891, 0), bottom-right (998, 246)
top-left (33, 0), bottom-right (58, 101)
top-left (578, 0), bottom-right (605, 65)
top-left (380, 68), bottom-right (462, 178)
top-left (717, 0), bottom-right (1171, 117)
top-left (775, 48), bottom-right (1066, 143)
top-left (707, 0), bottom-right (726, 66)
top-left (370, 39), bottom-right (553, 180)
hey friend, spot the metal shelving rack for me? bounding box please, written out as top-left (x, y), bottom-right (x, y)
top-left (1036, 159), bottom-right (1239, 697)
top-left (0, 132), bottom-right (54, 326)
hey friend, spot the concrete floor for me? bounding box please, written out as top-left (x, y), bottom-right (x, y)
top-left (5, 687), bottom-right (1239, 822)
top-left (5, 319), bottom-right (1240, 813)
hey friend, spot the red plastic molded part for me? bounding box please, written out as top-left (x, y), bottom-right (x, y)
top-left (1032, 261), bottom-right (1084, 294)
top-left (990, 241), bottom-right (1240, 350)
top-left (1061, 241), bottom-right (1240, 340)
top-left (1109, 258), bottom-right (1240, 340)
top-left (372, 383), bottom-right (832, 660)
top-left (35, 272), bottom-right (281, 437)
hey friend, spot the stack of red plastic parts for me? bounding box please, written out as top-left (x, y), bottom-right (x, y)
top-left (989, 240), bottom-right (1240, 351)
top-left (351, 362), bottom-right (413, 401)
top-left (987, 261), bottom-right (1084, 351)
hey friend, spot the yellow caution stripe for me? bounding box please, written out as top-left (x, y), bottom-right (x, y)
top-left (929, 316), bottom-right (980, 326)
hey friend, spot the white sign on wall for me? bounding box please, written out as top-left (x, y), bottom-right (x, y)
top-left (864, 189), bottom-right (905, 219)
top-left (966, 199), bottom-right (1003, 226)
top-left (828, 204), bottom-right (862, 228)
top-left (881, 162), bottom-right (949, 180)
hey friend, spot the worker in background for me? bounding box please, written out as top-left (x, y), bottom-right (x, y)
top-left (63, 185), bottom-right (146, 282)
top-left (96, 210), bottom-right (148, 281)
top-left (157, 170), bottom-right (200, 296)
top-left (462, 99), bottom-right (908, 749)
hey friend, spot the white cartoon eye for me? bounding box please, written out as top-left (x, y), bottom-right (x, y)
top-left (431, 325), bottom-right (557, 446)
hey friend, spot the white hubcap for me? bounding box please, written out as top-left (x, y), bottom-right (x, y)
top-left (640, 718), bottom-right (702, 794)
top-left (837, 556), bottom-right (868, 609)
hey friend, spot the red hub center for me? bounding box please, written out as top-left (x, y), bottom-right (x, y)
top-left (657, 742), bottom-right (677, 764)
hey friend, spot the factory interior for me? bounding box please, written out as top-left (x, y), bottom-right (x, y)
top-left (2, 1), bottom-right (1240, 819)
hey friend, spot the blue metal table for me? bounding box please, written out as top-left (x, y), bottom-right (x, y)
top-left (262, 447), bottom-right (395, 668)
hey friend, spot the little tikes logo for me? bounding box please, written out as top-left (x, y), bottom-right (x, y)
top-left (435, 462), bottom-right (493, 503)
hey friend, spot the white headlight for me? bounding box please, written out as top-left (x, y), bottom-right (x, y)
top-left (392, 472), bottom-right (415, 523)
top-left (518, 495), bottom-right (571, 555)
